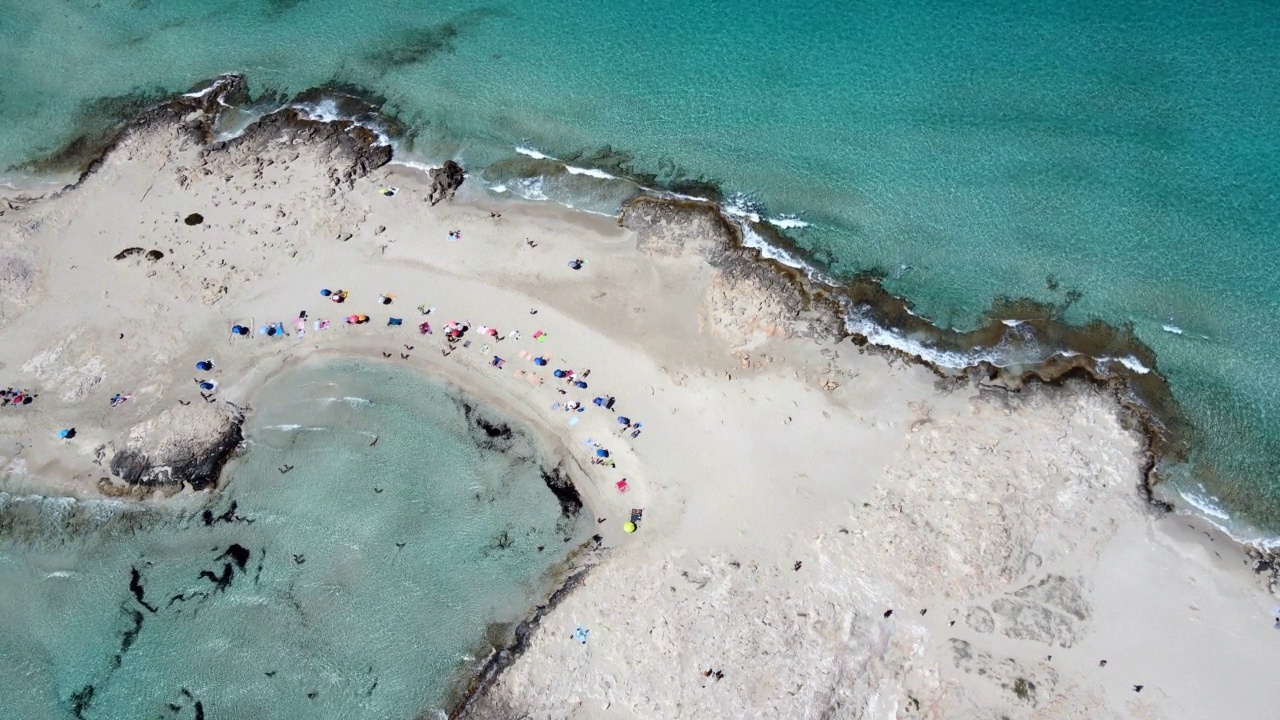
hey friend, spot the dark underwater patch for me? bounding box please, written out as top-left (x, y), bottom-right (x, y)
top-left (129, 567), bottom-right (158, 613)
top-left (362, 8), bottom-right (502, 70)
top-left (201, 500), bottom-right (252, 526)
top-left (69, 684), bottom-right (95, 718)
top-left (112, 608), bottom-right (145, 668)
top-left (14, 87), bottom-right (170, 175)
top-left (265, 0), bottom-right (307, 17)
top-left (216, 543), bottom-right (251, 570)
top-left (539, 466), bottom-right (583, 517)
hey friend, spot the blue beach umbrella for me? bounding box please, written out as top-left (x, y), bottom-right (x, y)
top-left (595, 449), bottom-right (609, 458)
top-left (553, 369), bottom-right (565, 378)
top-left (195, 360), bottom-right (213, 371)
top-left (231, 324), bottom-right (244, 335)
top-left (534, 357), bottom-right (547, 366)
top-left (320, 288), bottom-right (332, 296)
top-left (58, 428), bottom-right (75, 439)
top-left (617, 416), bottom-right (630, 425)
top-left (574, 381), bottom-right (587, 389)
top-left (199, 381), bottom-right (216, 391)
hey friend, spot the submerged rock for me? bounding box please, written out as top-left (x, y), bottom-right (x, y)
top-left (426, 160), bottom-right (465, 205)
top-left (107, 403), bottom-right (243, 490)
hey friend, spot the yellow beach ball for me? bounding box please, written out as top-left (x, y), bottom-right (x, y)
top-left (623, 521), bottom-right (637, 533)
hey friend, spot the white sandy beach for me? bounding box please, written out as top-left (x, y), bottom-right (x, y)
top-left (1, 105), bottom-right (1277, 719)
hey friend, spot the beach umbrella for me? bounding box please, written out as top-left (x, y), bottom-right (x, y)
top-left (232, 324), bottom-right (244, 335)
top-left (195, 360), bottom-right (213, 371)
top-left (58, 428), bottom-right (75, 439)
top-left (553, 370), bottom-right (565, 378)
top-left (320, 288), bottom-right (332, 297)
top-left (486, 328), bottom-right (498, 337)
top-left (574, 381), bottom-right (587, 389)
top-left (534, 357), bottom-right (547, 366)
top-left (623, 521), bottom-right (636, 533)
top-left (595, 449), bottom-right (608, 458)
top-left (617, 416), bottom-right (630, 425)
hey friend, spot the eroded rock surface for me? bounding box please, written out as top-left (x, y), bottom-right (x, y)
top-left (426, 160), bottom-right (465, 205)
top-left (108, 403), bottom-right (243, 489)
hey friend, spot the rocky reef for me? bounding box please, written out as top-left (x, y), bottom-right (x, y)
top-left (207, 106), bottom-right (392, 187)
top-left (425, 160), bottom-right (466, 205)
top-left (105, 403), bottom-right (244, 491)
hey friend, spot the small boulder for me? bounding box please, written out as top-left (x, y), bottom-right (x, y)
top-left (425, 161), bottom-right (465, 206)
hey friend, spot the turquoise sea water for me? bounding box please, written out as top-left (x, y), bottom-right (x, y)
top-left (1, 1), bottom-right (1279, 534)
top-left (0, 361), bottom-right (583, 718)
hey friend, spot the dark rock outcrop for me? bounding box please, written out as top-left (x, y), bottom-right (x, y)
top-left (207, 106), bottom-right (392, 186)
top-left (426, 160), bottom-right (465, 205)
top-left (107, 403), bottom-right (243, 490)
top-left (24, 74), bottom-right (249, 181)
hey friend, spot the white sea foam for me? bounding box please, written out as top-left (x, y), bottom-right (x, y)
top-left (739, 224), bottom-right (807, 270)
top-left (564, 165), bottom-right (618, 180)
top-left (508, 176), bottom-right (549, 202)
top-left (182, 84), bottom-right (217, 100)
top-left (317, 396), bottom-right (372, 408)
top-left (491, 144), bottom-right (1159, 392)
top-left (1178, 487), bottom-right (1232, 520)
top-left (1174, 487), bottom-right (1280, 551)
top-left (180, 75), bottom-right (239, 101)
top-left (515, 145), bottom-right (555, 161)
top-left (289, 100), bottom-right (391, 146)
top-left (767, 215), bottom-right (810, 229)
top-left (649, 187), bottom-right (709, 203)
top-left (721, 192), bottom-right (764, 223)
top-left (844, 308), bottom-right (990, 369)
top-left (390, 158), bottom-right (442, 174)
top-left (259, 424), bottom-right (329, 432)
top-left (1162, 324), bottom-right (1184, 335)
top-left (1099, 355), bottom-right (1152, 374)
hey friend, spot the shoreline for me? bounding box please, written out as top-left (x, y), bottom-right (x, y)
top-left (1, 79), bottom-right (1277, 718)
top-left (0, 75), bottom-right (1214, 535)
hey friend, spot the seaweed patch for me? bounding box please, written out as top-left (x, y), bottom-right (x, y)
top-left (129, 566), bottom-right (158, 612)
top-left (539, 466), bottom-right (583, 517)
top-left (362, 9), bottom-right (501, 70)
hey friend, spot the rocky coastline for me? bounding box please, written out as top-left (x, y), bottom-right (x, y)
top-left (4, 76), bottom-right (1191, 513)
top-left (620, 195), bottom-right (1176, 508)
top-left (103, 402), bottom-right (245, 493)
